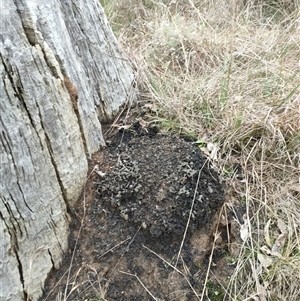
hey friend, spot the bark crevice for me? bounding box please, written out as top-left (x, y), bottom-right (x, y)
top-left (47, 249), bottom-right (55, 268)
top-left (1, 55), bottom-right (45, 155)
top-left (1, 56), bottom-right (36, 131)
top-left (1, 202), bottom-right (26, 299)
top-left (0, 127), bottom-right (33, 217)
top-left (63, 77), bottom-right (89, 157)
top-left (15, 249), bottom-right (26, 300)
top-left (3, 197), bottom-right (24, 239)
top-left (44, 130), bottom-right (68, 205)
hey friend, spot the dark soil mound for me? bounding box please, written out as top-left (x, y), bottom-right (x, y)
top-left (98, 128), bottom-right (224, 251)
top-left (42, 125), bottom-right (226, 301)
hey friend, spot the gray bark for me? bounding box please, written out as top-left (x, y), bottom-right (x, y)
top-left (0, 0), bottom-right (136, 300)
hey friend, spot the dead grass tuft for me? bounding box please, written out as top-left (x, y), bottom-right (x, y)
top-left (102, 0), bottom-right (300, 300)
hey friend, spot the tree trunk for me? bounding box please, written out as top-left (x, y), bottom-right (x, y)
top-left (0, 1), bottom-right (136, 300)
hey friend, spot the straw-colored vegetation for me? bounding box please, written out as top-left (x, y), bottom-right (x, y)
top-left (101, 0), bottom-right (300, 300)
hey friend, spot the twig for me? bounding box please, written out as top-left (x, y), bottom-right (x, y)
top-left (200, 205), bottom-right (225, 301)
top-left (210, 270), bottom-right (234, 300)
top-left (174, 159), bottom-right (208, 271)
top-left (98, 237), bottom-right (131, 259)
top-left (109, 225), bottom-right (142, 277)
top-left (63, 166), bottom-right (98, 300)
top-left (44, 163), bottom-right (97, 301)
top-left (86, 265), bottom-right (108, 300)
top-left (104, 79), bottom-right (137, 140)
top-left (119, 271), bottom-right (159, 301)
top-left (44, 270), bottom-right (69, 300)
top-left (143, 245), bottom-right (200, 300)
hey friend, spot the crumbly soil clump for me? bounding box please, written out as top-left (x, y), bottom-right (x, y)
top-left (42, 124), bottom-right (229, 301)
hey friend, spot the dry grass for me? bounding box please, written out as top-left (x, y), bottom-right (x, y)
top-left (101, 0), bottom-right (300, 300)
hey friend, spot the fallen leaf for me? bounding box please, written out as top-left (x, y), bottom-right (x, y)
top-left (257, 282), bottom-right (268, 301)
top-left (264, 219), bottom-right (272, 247)
top-left (271, 233), bottom-right (287, 256)
top-left (290, 184), bottom-right (300, 193)
top-left (240, 215), bottom-right (249, 242)
top-left (277, 219), bottom-right (287, 235)
top-left (95, 170), bottom-right (106, 177)
top-left (260, 245), bottom-right (271, 255)
top-left (206, 142), bottom-right (219, 161)
top-left (258, 252), bottom-right (274, 269)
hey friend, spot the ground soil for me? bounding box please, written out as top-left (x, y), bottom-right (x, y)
top-left (41, 121), bottom-right (244, 301)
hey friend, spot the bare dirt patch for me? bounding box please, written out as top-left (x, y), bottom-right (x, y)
top-left (41, 123), bottom-right (242, 301)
